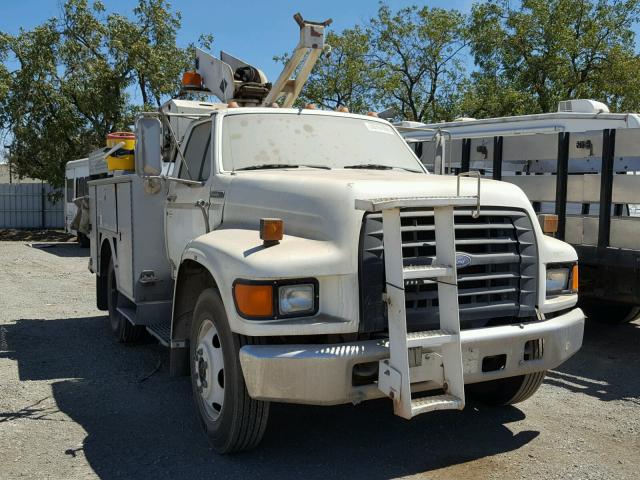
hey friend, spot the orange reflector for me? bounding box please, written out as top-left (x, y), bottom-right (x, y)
top-left (336, 106), bottom-right (349, 113)
top-left (234, 283), bottom-right (273, 317)
top-left (571, 264), bottom-right (579, 293)
top-left (367, 111), bottom-right (379, 117)
top-left (538, 214), bottom-right (559, 235)
top-left (181, 71), bottom-right (202, 89)
top-left (304, 103), bottom-right (317, 110)
top-left (260, 218), bottom-right (284, 244)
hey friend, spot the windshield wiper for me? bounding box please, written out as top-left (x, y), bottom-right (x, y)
top-left (235, 164), bottom-right (330, 171)
top-left (344, 163), bottom-right (422, 173)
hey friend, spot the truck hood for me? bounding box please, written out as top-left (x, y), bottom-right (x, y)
top-left (221, 169), bottom-right (537, 243)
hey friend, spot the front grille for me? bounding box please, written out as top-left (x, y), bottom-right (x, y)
top-left (358, 208), bottom-right (538, 333)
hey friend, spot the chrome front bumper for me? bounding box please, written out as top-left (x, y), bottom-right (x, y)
top-left (239, 308), bottom-right (585, 406)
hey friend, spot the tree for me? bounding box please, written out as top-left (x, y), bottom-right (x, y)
top-left (368, 4), bottom-right (468, 122)
top-left (0, 0), bottom-right (212, 187)
top-left (467, 0), bottom-right (640, 116)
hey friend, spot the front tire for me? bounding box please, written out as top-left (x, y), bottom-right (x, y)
top-left (106, 259), bottom-right (144, 343)
top-left (467, 339), bottom-right (545, 405)
top-left (190, 288), bottom-right (269, 453)
top-left (466, 371), bottom-right (546, 405)
top-left (582, 302), bottom-right (640, 324)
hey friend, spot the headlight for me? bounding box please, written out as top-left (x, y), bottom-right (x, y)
top-left (279, 284), bottom-right (315, 315)
top-left (546, 268), bottom-right (569, 294)
top-left (233, 279), bottom-right (318, 319)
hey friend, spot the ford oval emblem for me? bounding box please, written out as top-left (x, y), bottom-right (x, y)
top-left (455, 253), bottom-right (472, 269)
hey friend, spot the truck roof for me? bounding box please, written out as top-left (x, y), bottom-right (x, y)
top-left (65, 158), bottom-right (89, 169)
top-left (217, 106), bottom-right (393, 124)
top-left (398, 111), bottom-right (640, 140)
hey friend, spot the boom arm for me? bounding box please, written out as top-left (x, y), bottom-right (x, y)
top-left (262, 13), bottom-right (332, 107)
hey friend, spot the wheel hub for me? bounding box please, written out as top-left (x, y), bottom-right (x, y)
top-left (194, 319), bottom-right (225, 421)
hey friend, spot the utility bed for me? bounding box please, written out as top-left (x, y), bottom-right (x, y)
top-left (89, 174), bottom-right (173, 340)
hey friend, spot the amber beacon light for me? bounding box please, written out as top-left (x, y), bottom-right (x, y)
top-left (181, 71), bottom-right (203, 90)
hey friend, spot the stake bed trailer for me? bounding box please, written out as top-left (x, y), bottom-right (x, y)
top-left (86, 14), bottom-right (584, 453)
top-left (399, 100), bottom-right (640, 321)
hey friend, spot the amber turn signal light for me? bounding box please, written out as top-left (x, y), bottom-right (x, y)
top-left (234, 283), bottom-right (273, 317)
top-left (538, 214), bottom-right (558, 235)
top-left (260, 218), bottom-right (283, 245)
top-left (571, 264), bottom-right (579, 293)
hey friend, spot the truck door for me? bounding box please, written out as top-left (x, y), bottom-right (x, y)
top-left (165, 120), bottom-right (219, 273)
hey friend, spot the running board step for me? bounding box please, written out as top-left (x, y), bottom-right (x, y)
top-left (403, 264), bottom-right (453, 280)
top-left (406, 329), bottom-right (457, 348)
top-left (146, 320), bottom-right (171, 347)
top-left (411, 394), bottom-right (464, 415)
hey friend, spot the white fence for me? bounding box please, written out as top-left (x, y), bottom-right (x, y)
top-left (0, 183), bottom-right (64, 229)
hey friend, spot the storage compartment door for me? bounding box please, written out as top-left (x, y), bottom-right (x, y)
top-left (116, 183), bottom-right (134, 300)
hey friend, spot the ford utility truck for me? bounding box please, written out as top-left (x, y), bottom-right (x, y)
top-left (87, 14), bottom-right (584, 453)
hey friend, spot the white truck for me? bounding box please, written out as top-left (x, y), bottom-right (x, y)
top-left (87, 14), bottom-right (584, 453)
top-left (64, 158), bottom-right (90, 246)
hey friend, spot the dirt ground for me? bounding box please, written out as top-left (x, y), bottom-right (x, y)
top-left (0, 229), bottom-right (75, 243)
top-left (0, 240), bottom-right (638, 480)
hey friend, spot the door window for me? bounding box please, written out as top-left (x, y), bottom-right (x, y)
top-left (178, 122), bottom-right (211, 181)
top-left (66, 178), bottom-right (74, 201)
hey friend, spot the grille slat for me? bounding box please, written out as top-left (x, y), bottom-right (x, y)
top-left (358, 207), bottom-right (539, 333)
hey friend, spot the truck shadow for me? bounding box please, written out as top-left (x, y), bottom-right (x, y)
top-left (2, 316), bottom-right (538, 479)
top-left (27, 242), bottom-right (89, 258)
top-left (546, 318), bottom-right (640, 403)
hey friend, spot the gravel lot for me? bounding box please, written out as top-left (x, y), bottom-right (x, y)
top-left (0, 240), bottom-right (638, 479)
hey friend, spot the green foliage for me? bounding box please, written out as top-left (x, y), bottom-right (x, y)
top-left (4, 0), bottom-right (640, 185)
top-left (466, 0), bottom-right (640, 115)
top-left (368, 4), bottom-right (468, 122)
top-left (0, 0), bottom-right (212, 187)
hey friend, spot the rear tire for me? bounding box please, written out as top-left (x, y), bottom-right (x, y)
top-left (190, 288), bottom-right (269, 453)
top-left (106, 259), bottom-right (144, 343)
top-left (582, 302), bottom-right (640, 324)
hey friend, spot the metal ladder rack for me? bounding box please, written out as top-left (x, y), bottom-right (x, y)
top-left (355, 190), bottom-right (479, 419)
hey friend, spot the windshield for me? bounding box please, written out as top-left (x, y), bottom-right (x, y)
top-left (221, 112), bottom-right (424, 172)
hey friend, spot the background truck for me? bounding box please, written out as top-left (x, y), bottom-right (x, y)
top-left (87, 14), bottom-right (584, 453)
top-left (399, 99), bottom-right (640, 323)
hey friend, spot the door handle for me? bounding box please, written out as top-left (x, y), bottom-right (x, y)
top-left (167, 194), bottom-right (177, 202)
top-left (195, 199), bottom-right (211, 233)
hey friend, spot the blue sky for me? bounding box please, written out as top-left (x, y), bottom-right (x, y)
top-left (1, 0), bottom-right (474, 81)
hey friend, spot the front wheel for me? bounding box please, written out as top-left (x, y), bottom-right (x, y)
top-left (466, 371), bottom-right (546, 405)
top-left (581, 302), bottom-right (640, 324)
top-left (467, 339), bottom-right (545, 405)
top-left (190, 288), bottom-right (269, 453)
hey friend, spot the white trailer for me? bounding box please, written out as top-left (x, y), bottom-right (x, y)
top-left (398, 99), bottom-right (640, 322)
top-left (64, 157), bottom-right (90, 246)
top-left (87, 14), bottom-right (584, 453)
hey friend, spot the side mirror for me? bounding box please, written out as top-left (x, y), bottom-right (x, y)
top-left (135, 117), bottom-right (162, 177)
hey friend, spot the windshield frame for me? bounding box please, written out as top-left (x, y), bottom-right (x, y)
top-left (214, 109), bottom-right (428, 175)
